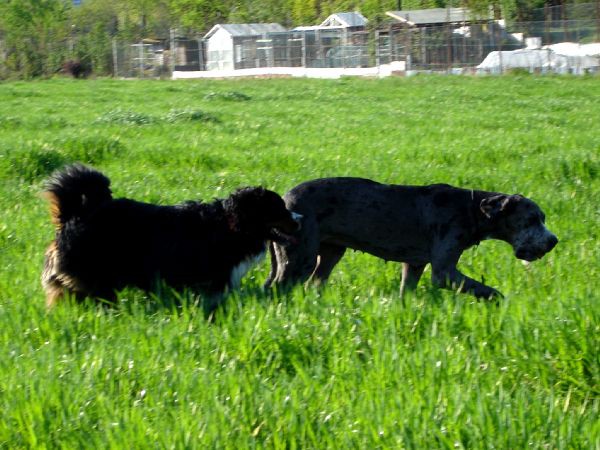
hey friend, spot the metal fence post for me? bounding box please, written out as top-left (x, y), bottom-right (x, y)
top-left (316, 29), bottom-right (322, 67)
top-left (496, 23), bottom-right (503, 74)
top-left (446, 22), bottom-right (451, 72)
top-left (406, 28), bottom-right (412, 71)
top-left (197, 38), bottom-right (204, 71)
top-left (597, 0), bottom-right (600, 42)
top-left (170, 29), bottom-right (176, 74)
top-left (421, 27), bottom-right (426, 69)
top-left (139, 41), bottom-right (144, 78)
top-left (375, 30), bottom-right (380, 66)
top-left (112, 38), bottom-right (118, 77)
top-left (562, 4), bottom-right (569, 42)
top-left (391, 25), bottom-right (397, 62)
top-left (301, 31), bottom-right (306, 68)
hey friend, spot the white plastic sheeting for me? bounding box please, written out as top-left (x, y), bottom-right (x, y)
top-left (477, 42), bottom-right (600, 74)
top-left (545, 42), bottom-right (600, 57)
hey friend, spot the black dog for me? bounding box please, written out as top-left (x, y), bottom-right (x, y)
top-left (42, 164), bottom-right (301, 308)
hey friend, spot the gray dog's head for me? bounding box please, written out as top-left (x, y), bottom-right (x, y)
top-left (480, 194), bottom-right (558, 262)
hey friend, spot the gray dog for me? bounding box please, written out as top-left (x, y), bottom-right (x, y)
top-left (265, 178), bottom-right (558, 299)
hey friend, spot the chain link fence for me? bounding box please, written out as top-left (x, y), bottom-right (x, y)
top-left (3, 3), bottom-right (596, 78)
top-left (112, 37), bottom-right (204, 78)
top-left (205, 30), bottom-right (371, 71)
top-left (120, 4), bottom-right (597, 77)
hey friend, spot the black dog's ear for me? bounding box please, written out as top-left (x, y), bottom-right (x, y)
top-left (224, 186), bottom-right (269, 231)
top-left (480, 194), bottom-right (522, 219)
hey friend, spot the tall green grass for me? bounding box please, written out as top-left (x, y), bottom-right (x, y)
top-left (0, 76), bottom-right (598, 448)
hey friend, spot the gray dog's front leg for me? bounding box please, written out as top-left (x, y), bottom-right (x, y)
top-left (431, 266), bottom-right (502, 299)
top-left (431, 248), bottom-right (502, 300)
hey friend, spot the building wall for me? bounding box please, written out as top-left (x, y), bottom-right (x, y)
top-left (206, 28), bottom-right (234, 70)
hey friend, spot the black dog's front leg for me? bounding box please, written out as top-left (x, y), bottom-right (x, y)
top-left (431, 249), bottom-right (502, 300)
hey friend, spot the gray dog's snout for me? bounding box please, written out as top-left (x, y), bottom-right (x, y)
top-left (547, 235), bottom-right (558, 251)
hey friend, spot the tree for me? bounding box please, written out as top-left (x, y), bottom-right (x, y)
top-left (168, 0), bottom-right (231, 33)
top-left (0, 0), bottom-right (71, 78)
top-left (292, 0), bottom-right (318, 24)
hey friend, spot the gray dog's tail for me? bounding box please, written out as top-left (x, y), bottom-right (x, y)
top-left (43, 164), bottom-right (112, 229)
top-left (263, 242), bottom-right (278, 289)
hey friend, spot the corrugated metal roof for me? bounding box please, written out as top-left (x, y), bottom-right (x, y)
top-left (386, 8), bottom-right (471, 25)
top-left (321, 12), bottom-right (368, 27)
top-left (205, 23), bottom-right (286, 39)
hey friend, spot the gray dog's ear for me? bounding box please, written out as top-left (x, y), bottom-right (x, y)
top-left (480, 194), bottom-right (522, 219)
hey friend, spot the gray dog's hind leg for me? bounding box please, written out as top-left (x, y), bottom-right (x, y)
top-left (309, 243), bottom-right (346, 286)
top-left (271, 214), bottom-right (320, 288)
top-left (400, 263), bottom-right (427, 298)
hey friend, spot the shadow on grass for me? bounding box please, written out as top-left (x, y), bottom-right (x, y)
top-left (57, 282), bottom-right (277, 323)
top-left (51, 278), bottom-right (503, 327)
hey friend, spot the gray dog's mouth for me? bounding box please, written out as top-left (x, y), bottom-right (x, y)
top-left (269, 227), bottom-right (298, 245)
top-left (516, 252), bottom-right (539, 262)
top-left (515, 248), bottom-right (545, 262)
top-left (515, 236), bottom-right (558, 262)
top-left (268, 212), bottom-right (302, 244)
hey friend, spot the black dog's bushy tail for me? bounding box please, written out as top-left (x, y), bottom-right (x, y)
top-left (43, 164), bottom-right (112, 229)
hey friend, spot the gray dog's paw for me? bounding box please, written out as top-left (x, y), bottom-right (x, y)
top-left (488, 289), bottom-right (504, 305)
top-left (474, 286), bottom-right (504, 301)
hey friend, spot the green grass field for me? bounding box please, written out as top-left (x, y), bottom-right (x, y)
top-left (0, 75), bottom-right (598, 448)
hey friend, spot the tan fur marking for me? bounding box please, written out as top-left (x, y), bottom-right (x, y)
top-left (45, 284), bottom-right (64, 308)
top-left (41, 191), bottom-right (62, 230)
top-left (42, 241), bottom-right (88, 307)
top-left (42, 242), bottom-right (61, 307)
